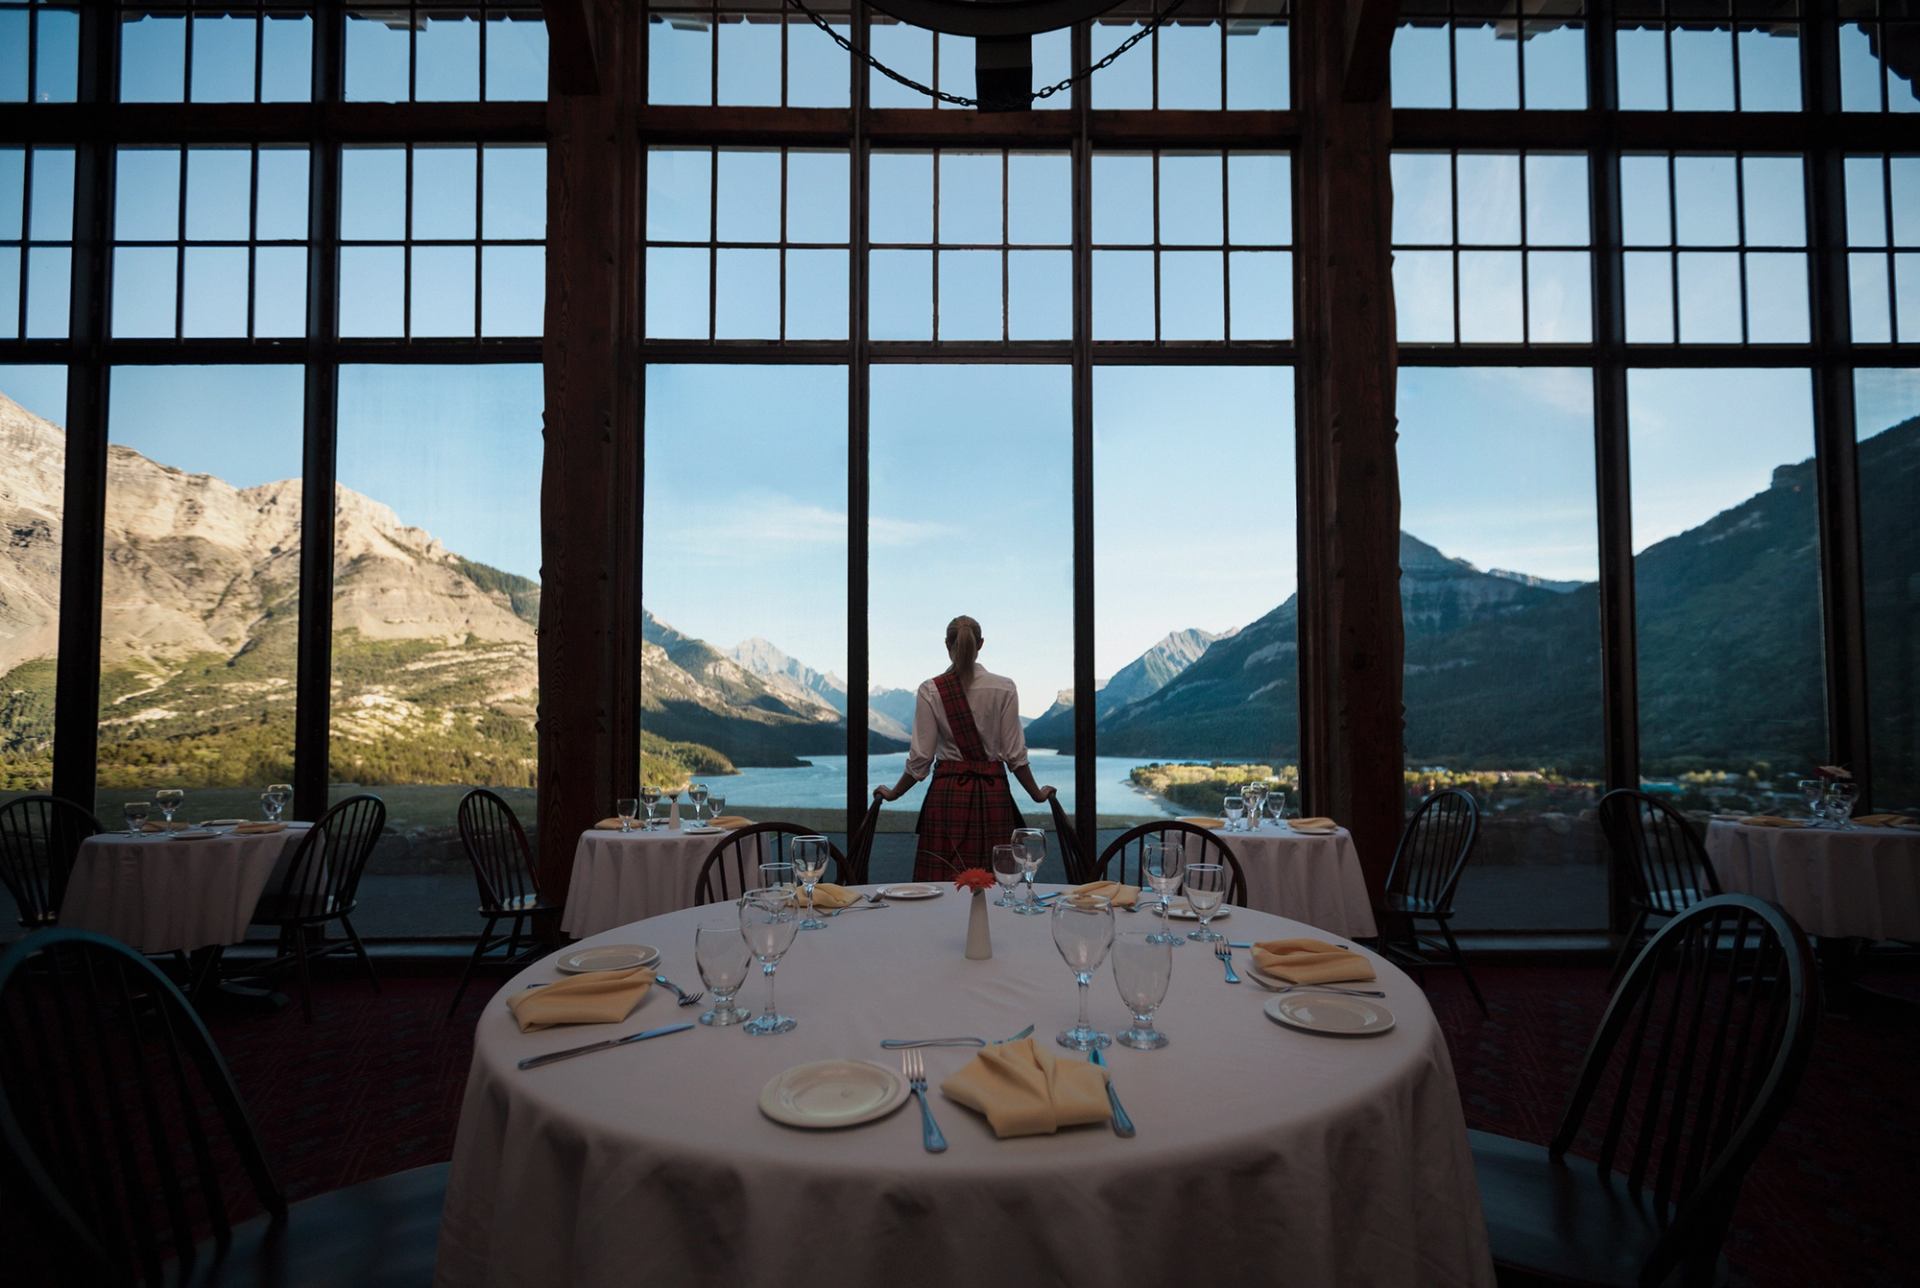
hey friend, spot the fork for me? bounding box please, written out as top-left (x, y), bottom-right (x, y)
top-left (903, 1049), bottom-right (946, 1153)
top-left (1269, 983), bottom-right (1387, 999)
top-left (1214, 941), bottom-right (1241, 984)
top-left (653, 976), bottom-right (705, 1007)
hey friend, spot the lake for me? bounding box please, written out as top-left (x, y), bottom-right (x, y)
top-left (697, 750), bottom-right (1185, 818)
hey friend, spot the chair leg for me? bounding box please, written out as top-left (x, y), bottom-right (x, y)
top-left (341, 916), bottom-right (380, 993)
top-left (1437, 920), bottom-right (1487, 1016)
top-left (448, 915), bottom-right (498, 1019)
top-left (504, 916), bottom-right (523, 965)
top-left (1606, 909), bottom-right (1649, 992)
top-left (293, 931), bottom-right (314, 1023)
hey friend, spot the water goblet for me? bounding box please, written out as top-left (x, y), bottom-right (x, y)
top-left (707, 795), bottom-right (727, 826)
top-left (1798, 778), bottom-right (1826, 826)
top-left (266, 783), bottom-right (292, 819)
top-left (1112, 930), bottom-right (1173, 1050)
top-left (758, 861), bottom-right (796, 903)
top-left (694, 923), bottom-right (753, 1026)
top-left (992, 844), bottom-right (1024, 908)
top-left (1142, 835), bottom-right (1186, 948)
top-left (639, 784), bottom-right (662, 829)
top-left (688, 782), bottom-right (710, 826)
top-left (739, 890), bottom-right (800, 1035)
top-left (1052, 893), bottom-right (1116, 1051)
top-left (1243, 782), bottom-right (1268, 830)
top-left (259, 792), bottom-right (282, 823)
top-left (1223, 795), bottom-right (1246, 833)
top-left (1826, 780), bottom-right (1859, 829)
top-left (1183, 863), bottom-right (1228, 943)
top-left (1013, 826), bottom-right (1047, 913)
top-left (792, 835), bottom-right (830, 930)
top-left (153, 789), bottom-right (184, 825)
top-left (615, 798), bottom-right (639, 833)
top-left (123, 801), bottom-right (151, 836)
top-left (1267, 792), bottom-right (1289, 827)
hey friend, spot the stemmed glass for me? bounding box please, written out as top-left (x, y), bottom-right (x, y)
top-left (1223, 795), bottom-right (1246, 832)
top-left (759, 861), bottom-right (796, 902)
top-left (707, 795), bottom-right (727, 825)
top-left (1142, 835), bottom-right (1186, 948)
top-left (1826, 781), bottom-right (1860, 829)
top-left (616, 798), bottom-right (639, 833)
top-left (154, 789), bottom-right (184, 825)
top-left (992, 844), bottom-right (1024, 907)
top-left (265, 783), bottom-right (292, 821)
top-left (123, 801), bottom-right (150, 836)
top-left (1183, 863), bottom-right (1227, 942)
top-left (688, 782), bottom-right (710, 827)
top-left (1052, 893), bottom-right (1116, 1051)
top-left (1798, 778), bottom-right (1826, 826)
top-left (1267, 791), bottom-right (1289, 827)
top-left (792, 835), bottom-right (830, 930)
top-left (694, 923), bottom-right (753, 1026)
top-left (640, 784), bottom-right (662, 829)
top-left (260, 791), bottom-right (284, 823)
top-left (1013, 827), bottom-right (1046, 913)
top-left (739, 890), bottom-right (800, 1035)
top-left (1244, 782), bottom-right (1268, 830)
top-left (1112, 931), bottom-right (1173, 1050)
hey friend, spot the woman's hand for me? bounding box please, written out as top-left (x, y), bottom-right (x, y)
top-left (1031, 784), bottom-right (1057, 803)
top-left (872, 785), bottom-right (897, 802)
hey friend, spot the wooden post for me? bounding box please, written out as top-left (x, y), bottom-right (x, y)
top-left (1294, 0), bottom-right (1404, 901)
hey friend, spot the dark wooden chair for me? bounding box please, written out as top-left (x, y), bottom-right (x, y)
top-left (0, 794), bottom-right (102, 929)
top-left (247, 794), bottom-right (387, 1021)
top-left (693, 822), bottom-right (850, 906)
top-left (1049, 794), bottom-right (1095, 885)
top-left (0, 927), bottom-right (447, 1287)
top-left (449, 789), bottom-right (555, 1017)
top-left (1093, 820), bottom-right (1246, 905)
top-left (1380, 787), bottom-right (1485, 1014)
top-left (842, 796), bottom-right (883, 887)
top-left (1472, 894), bottom-right (1818, 1287)
top-left (1598, 789), bottom-right (1723, 991)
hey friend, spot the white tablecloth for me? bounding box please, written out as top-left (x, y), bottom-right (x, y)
top-left (1706, 820), bottom-right (1920, 941)
top-left (560, 825), bottom-right (765, 938)
top-left (1211, 823), bottom-right (1380, 938)
top-left (60, 825), bottom-right (306, 954)
top-left (439, 889), bottom-right (1492, 1288)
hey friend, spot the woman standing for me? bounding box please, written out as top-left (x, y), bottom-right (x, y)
top-left (872, 615), bottom-right (1056, 880)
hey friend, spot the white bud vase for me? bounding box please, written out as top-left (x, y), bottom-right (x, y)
top-left (965, 889), bottom-right (993, 960)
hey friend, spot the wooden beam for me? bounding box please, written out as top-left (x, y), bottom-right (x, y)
top-left (542, 0), bottom-right (604, 97)
top-left (1343, 0), bottom-right (1398, 104)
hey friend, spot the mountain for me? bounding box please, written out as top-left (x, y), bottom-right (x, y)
top-left (1024, 627), bottom-right (1219, 747)
top-left (870, 684), bottom-right (920, 733)
top-left (727, 636), bottom-right (913, 741)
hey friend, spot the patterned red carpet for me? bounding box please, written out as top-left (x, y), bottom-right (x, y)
top-left (13, 960), bottom-right (1920, 1284)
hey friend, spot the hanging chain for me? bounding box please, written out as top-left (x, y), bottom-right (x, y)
top-left (778, 0), bottom-right (1191, 108)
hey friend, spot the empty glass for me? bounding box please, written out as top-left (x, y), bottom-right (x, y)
top-left (707, 795), bottom-right (727, 825)
top-left (1243, 782), bottom-right (1268, 830)
top-left (759, 861), bottom-right (796, 902)
top-left (1798, 778), bottom-right (1826, 825)
top-left (259, 792), bottom-right (284, 823)
top-left (640, 784), bottom-right (662, 828)
top-left (1112, 931), bottom-right (1173, 1050)
top-left (739, 890), bottom-right (800, 1035)
top-left (1826, 780), bottom-right (1860, 829)
top-left (1052, 893), bottom-right (1116, 1051)
top-left (792, 835), bottom-right (830, 930)
top-left (154, 789), bottom-right (184, 824)
top-left (1142, 835), bottom-right (1186, 948)
top-left (1183, 863), bottom-right (1227, 942)
top-left (694, 923), bottom-right (753, 1026)
top-left (265, 782), bottom-right (292, 821)
top-left (1267, 791), bottom-right (1289, 826)
top-left (992, 844), bottom-right (1024, 907)
top-left (689, 782), bottom-right (710, 826)
top-left (1013, 827), bottom-right (1046, 912)
top-left (123, 801), bottom-right (150, 835)
top-left (616, 798), bottom-right (639, 832)
top-left (1223, 795), bottom-right (1246, 832)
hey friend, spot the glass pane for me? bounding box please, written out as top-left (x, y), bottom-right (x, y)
top-left (28, 148), bottom-right (74, 242)
top-left (1892, 156), bottom-right (1920, 246)
top-left (1673, 154), bottom-right (1739, 245)
top-left (1456, 154), bottom-right (1521, 246)
top-left (1616, 26), bottom-right (1668, 111)
top-left (1838, 23), bottom-right (1881, 112)
top-left (0, 12), bottom-right (25, 103)
top-left (1742, 156), bottom-right (1805, 246)
top-left (1624, 250), bottom-right (1675, 342)
top-left (411, 246), bottom-right (477, 337)
top-left (481, 244), bottom-right (544, 336)
top-left (1455, 23), bottom-right (1519, 110)
top-left (1160, 250), bottom-right (1225, 340)
top-left (341, 148), bottom-right (407, 240)
top-left (0, 365), bottom-right (67, 802)
top-left (938, 153), bottom-right (1000, 245)
top-left (97, 366), bottom-right (305, 820)
top-left (1737, 27), bottom-right (1799, 111)
top-left (190, 15), bottom-right (255, 103)
top-left (1158, 23), bottom-right (1221, 110)
top-left (115, 149), bottom-right (180, 241)
top-left (718, 17), bottom-right (779, 106)
top-left (1399, 367), bottom-right (1604, 929)
top-left (331, 364), bottom-right (543, 890)
top-left (1007, 153), bottom-right (1068, 245)
top-left (936, 249), bottom-right (1000, 340)
top-left (1391, 153), bottom-right (1452, 246)
top-left (1845, 156), bottom-right (1888, 247)
top-left (869, 248), bottom-right (930, 340)
top-left (261, 13), bottom-right (313, 102)
top-left (1525, 154), bottom-right (1590, 245)
top-left (717, 150), bottom-right (780, 243)
top-left (254, 245), bottom-right (306, 338)
top-left (1527, 250), bottom-right (1592, 342)
top-left (1091, 366), bottom-right (1297, 839)
top-left (345, 7), bottom-right (411, 101)
top-left (186, 150), bottom-right (251, 241)
top-left (1392, 24), bottom-right (1451, 109)
top-left (1458, 250), bottom-right (1524, 341)
top-left (644, 246), bottom-right (710, 339)
top-left (868, 20), bottom-right (931, 109)
top-left (1677, 251), bottom-right (1742, 341)
top-left (1853, 370), bottom-right (1920, 812)
top-left (111, 246), bottom-right (176, 338)
top-left (486, 11), bottom-right (549, 101)
top-left (1092, 154), bottom-right (1153, 245)
top-left (785, 248), bottom-right (847, 339)
top-left (714, 246), bottom-right (779, 338)
top-left (1227, 20), bottom-right (1289, 110)
top-left (413, 148), bottom-right (479, 241)
top-left (789, 16), bottom-right (852, 108)
top-left (1393, 249), bottom-right (1454, 342)
top-left (642, 366), bottom-right (849, 841)
top-left (647, 149), bottom-right (711, 243)
top-left (1629, 370), bottom-right (1822, 811)
top-left (1523, 21), bottom-right (1586, 109)
top-left (1670, 25), bottom-right (1735, 111)
top-left (38, 8), bottom-right (79, 103)
top-left (870, 366), bottom-right (1071, 874)
top-left (1229, 250), bottom-right (1291, 339)
top-left (0, 150), bottom-right (20, 241)
top-left (1093, 250), bottom-right (1153, 340)
top-left (182, 246), bottom-right (247, 336)
top-left (120, 13), bottom-right (186, 102)
top-left (648, 13), bottom-right (712, 105)
top-left (417, 11), bottom-right (481, 101)
top-left (24, 246), bottom-right (68, 338)
top-left (1620, 155), bottom-right (1671, 245)
top-left (1228, 154), bottom-right (1290, 245)
top-left (0, 250), bottom-right (18, 338)
top-left (339, 244), bottom-right (405, 337)
top-left (1092, 23), bottom-right (1151, 108)
top-left (255, 149), bottom-right (309, 241)
top-left (1849, 252), bottom-right (1892, 342)
top-left (1745, 251), bottom-right (1808, 342)
top-left (1160, 154), bottom-right (1224, 246)
top-left (1007, 249), bottom-right (1070, 340)
top-left (483, 146), bottom-right (546, 241)
top-left (788, 151), bottom-right (849, 243)
top-left (870, 152), bottom-right (932, 244)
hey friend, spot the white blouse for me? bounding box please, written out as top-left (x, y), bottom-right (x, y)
top-left (903, 667), bottom-right (1031, 780)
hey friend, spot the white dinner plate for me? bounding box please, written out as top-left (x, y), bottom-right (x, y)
top-left (1164, 901), bottom-right (1230, 921)
top-left (168, 829), bottom-right (218, 840)
top-left (759, 1060), bottom-right (908, 1129)
top-left (876, 883), bottom-right (943, 900)
top-left (1264, 993), bottom-right (1395, 1037)
top-left (557, 944), bottom-right (662, 974)
top-left (679, 825), bottom-right (725, 835)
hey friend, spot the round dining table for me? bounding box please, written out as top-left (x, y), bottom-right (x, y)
top-left (1207, 822), bottom-right (1380, 939)
top-left (1705, 819), bottom-right (1920, 941)
top-left (59, 823), bottom-right (307, 954)
top-left (560, 823), bottom-right (766, 938)
top-left (438, 887), bottom-right (1492, 1288)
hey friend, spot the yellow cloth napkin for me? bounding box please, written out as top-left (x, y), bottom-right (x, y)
top-left (505, 966), bottom-right (657, 1033)
top-left (1250, 938), bottom-right (1377, 985)
top-left (710, 815), bottom-right (754, 829)
top-left (1071, 880), bottom-right (1139, 908)
top-left (1854, 814), bottom-right (1914, 828)
top-left (939, 1037), bottom-right (1112, 1138)
top-left (1288, 817), bottom-right (1338, 834)
top-left (594, 817), bottom-right (648, 830)
top-left (232, 821), bottom-right (286, 834)
top-left (1178, 816), bottom-right (1227, 830)
top-left (1739, 815), bottom-right (1805, 828)
top-left (139, 820), bottom-right (194, 833)
top-left (794, 882), bottom-right (860, 910)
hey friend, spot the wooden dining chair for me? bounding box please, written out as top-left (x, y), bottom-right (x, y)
top-left (0, 795), bottom-right (102, 930)
top-left (450, 789), bottom-right (556, 1018)
top-left (1379, 788), bottom-right (1485, 1014)
top-left (1092, 820), bottom-right (1246, 905)
top-left (247, 793), bottom-right (387, 1022)
top-left (693, 822), bottom-right (849, 907)
top-left (1471, 894), bottom-right (1817, 1287)
top-left (842, 796), bottom-right (883, 887)
top-left (1597, 788), bottom-right (1723, 991)
top-left (1048, 794), bottom-right (1095, 885)
top-left (0, 928), bottom-right (448, 1287)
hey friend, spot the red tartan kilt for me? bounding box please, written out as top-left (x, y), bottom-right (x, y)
top-left (913, 760), bottom-right (1026, 881)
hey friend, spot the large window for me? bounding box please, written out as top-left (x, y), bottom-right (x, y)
top-left (119, 5), bottom-right (314, 103)
top-left (1614, 1), bottom-right (1802, 112)
top-left (1392, 1), bottom-right (1588, 111)
top-left (1843, 154), bottom-right (1919, 344)
top-left (2, 145), bottom-right (74, 340)
top-left (0, 365), bottom-right (66, 802)
top-left (1854, 369), bottom-right (1919, 814)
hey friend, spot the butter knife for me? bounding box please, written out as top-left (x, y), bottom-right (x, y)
top-left (1089, 1046), bottom-right (1135, 1138)
top-left (517, 1022), bottom-right (693, 1071)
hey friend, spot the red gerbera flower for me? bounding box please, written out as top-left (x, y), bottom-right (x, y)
top-left (954, 869), bottom-right (997, 893)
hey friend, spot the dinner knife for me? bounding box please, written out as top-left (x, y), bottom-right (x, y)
top-left (1089, 1047), bottom-right (1135, 1138)
top-left (517, 1022), bottom-right (693, 1071)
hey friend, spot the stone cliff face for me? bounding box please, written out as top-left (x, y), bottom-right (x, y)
top-left (0, 394), bottom-right (64, 676)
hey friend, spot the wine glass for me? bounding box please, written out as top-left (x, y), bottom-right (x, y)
top-left (259, 791), bottom-right (283, 823)
top-left (707, 795), bottom-right (727, 826)
top-left (1013, 826), bottom-right (1046, 912)
top-left (758, 861), bottom-right (796, 903)
top-left (739, 890), bottom-right (800, 1035)
top-left (792, 835), bottom-right (830, 930)
top-left (266, 783), bottom-right (292, 820)
top-left (1826, 780), bottom-right (1859, 829)
top-left (639, 784), bottom-right (662, 829)
top-left (1223, 795), bottom-right (1246, 832)
top-left (1142, 835), bottom-right (1186, 948)
top-left (123, 801), bottom-right (150, 836)
top-left (615, 798), bottom-right (639, 833)
top-left (1052, 893), bottom-right (1116, 1051)
top-left (694, 923), bottom-right (753, 1026)
top-left (992, 844), bottom-right (1024, 907)
top-left (1112, 930), bottom-right (1173, 1050)
top-left (1267, 791), bottom-right (1289, 827)
top-left (689, 782), bottom-right (710, 827)
top-left (1798, 778), bottom-right (1826, 825)
top-left (154, 789), bottom-right (184, 825)
top-left (1243, 782), bottom-right (1268, 830)
top-left (1183, 863), bottom-right (1227, 942)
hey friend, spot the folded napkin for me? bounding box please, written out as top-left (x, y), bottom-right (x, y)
top-left (1250, 938), bottom-right (1377, 985)
top-left (1739, 815), bottom-right (1805, 829)
top-left (710, 815), bottom-right (754, 829)
top-left (940, 1037), bottom-right (1111, 1138)
top-left (793, 882), bottom-right (861, 910)
top-left (1288, 817), bottom-right (1338, 834)
top-left (1178, 816), bottom-right (1227, 830)
top-left (202, 818), bottom-right (246, 827)
top-left (1854, 814), bottom-right (1914, 828)
top-left (139, 820), bottom-right (195, 833)
top-left (505, 966), bottom-right (657, 1033)
top-left (1071, 879), bottom-right (1139, 909)
top-left (594, 817), bottom-right (644, 830)
top-left (231, 821), bottom-right (286, 834)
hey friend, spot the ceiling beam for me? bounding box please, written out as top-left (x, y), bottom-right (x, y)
top-left (543, 0), bottom-right (604, 96)
top-left (1343, 0), bottom-right (1397, 103)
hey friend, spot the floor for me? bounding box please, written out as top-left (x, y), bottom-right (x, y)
top-left (10, 957), bottom-right (1918, 1285)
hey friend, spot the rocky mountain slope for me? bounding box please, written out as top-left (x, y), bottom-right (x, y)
top-left (1023, 627), bottom-right (1220, 746)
